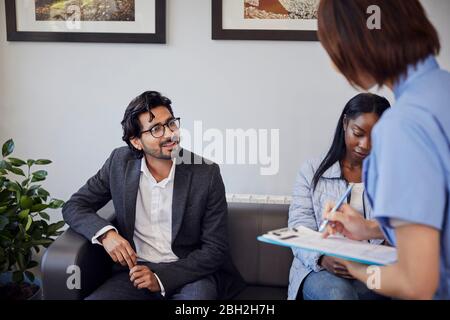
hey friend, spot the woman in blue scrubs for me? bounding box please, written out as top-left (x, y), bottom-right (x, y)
top-left (318, 0), bottom-right (450, 299)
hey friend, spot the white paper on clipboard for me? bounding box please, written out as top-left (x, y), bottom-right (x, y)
top-left (258, 226), bottom-right (397, 266)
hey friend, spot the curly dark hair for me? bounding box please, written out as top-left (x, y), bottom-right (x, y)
top-left (121, 91), bottom-right (174, 158)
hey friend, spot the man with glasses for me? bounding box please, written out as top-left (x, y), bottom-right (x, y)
top-left (62, 91), bottom-right (245, 300)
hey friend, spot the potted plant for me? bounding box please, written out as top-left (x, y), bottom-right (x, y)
top-left (0, 139), bottom-right (65, 300)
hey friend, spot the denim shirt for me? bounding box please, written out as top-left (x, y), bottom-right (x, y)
top-left (288, 157), bottom-right (382, 300)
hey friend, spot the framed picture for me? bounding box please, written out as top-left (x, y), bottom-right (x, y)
top-left (212, 0), bottom-right (319, 41)
top-left (5, 0), bottom-right (166, 43)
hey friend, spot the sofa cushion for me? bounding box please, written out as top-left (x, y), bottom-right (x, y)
top-left (227, 203), bottom-right (293, 289)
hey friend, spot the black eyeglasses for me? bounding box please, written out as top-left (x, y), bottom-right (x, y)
top-left (141, 117), bottom-right (180, 138)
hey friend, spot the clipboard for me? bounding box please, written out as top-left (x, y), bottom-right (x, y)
top-left (258, 226), bottom-right (397, 266)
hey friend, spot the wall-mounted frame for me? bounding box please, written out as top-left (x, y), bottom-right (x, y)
top-left (5, 0), bottom-right (166, 43)
top-left (212, 0), bottom-right (319, 41)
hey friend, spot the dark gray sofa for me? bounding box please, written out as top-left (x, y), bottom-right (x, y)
top-left (41, 202), bottom-right (293, 300)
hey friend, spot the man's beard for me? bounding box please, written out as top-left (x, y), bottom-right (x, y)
top-left (142, 138), bottom-right (179, 160)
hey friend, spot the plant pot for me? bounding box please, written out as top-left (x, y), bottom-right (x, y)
top-left (0, 272), bottom-right (42, 300)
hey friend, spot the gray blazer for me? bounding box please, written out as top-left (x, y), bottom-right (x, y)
top-left (287, 157), bottom-right (382, 300)
top-left (62, 146), bottom-right (245, 299)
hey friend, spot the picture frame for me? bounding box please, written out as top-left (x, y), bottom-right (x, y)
top-left (212, 0), bottom-right (319, 41)
top-left (5, 0), bottom-right (166, 43)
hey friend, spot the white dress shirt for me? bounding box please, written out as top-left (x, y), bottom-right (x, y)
top-left (134, 157), bottom-right (179, 264)
top-left (92, 157), bottom-right (179, 296)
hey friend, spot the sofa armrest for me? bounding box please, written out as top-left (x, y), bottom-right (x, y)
top-left (41, 228), bottom-right (112, 300)
top-left (41, 203), bottom-right (115, 300)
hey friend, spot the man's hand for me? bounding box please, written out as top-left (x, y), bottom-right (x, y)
top-left (100, 230), bottom-right (137, 269)
top-left (129, 265), bottom-right (161, 292)
top-left (319, 255), bottom-right (354, 279)
top-left (322, 203), bottom-right (381, 241)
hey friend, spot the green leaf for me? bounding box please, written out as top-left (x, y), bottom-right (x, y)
top-left (31, 176), bottom-right (45, 183)
top-left (27, 159), bottom-right (35, 167)
top-left (8, 167), bottom-right (25, 176)
top-left (20, 196), bottom-right (33, 209)
top-left (38, 212), bottom-right (50, 220)
top-left (40, 219), bottom-right (48, 229)
top-left (37, 188), bottom-right (50, 200)
top-left (31, 203), bottom-right (48, 212)
top-left (0, 160), bottom-right (12, 171)
top-left (32, 170), bottom-right (48, 179)
top-left (47, 221), bottom-right (65, 235)
top-left (25, 271), bottom-right (35, 283)
top-left (0, 169), bottom-right (7, 175)
top-left (35, 159), bottom-right (52, 165)
top-left (26, 185), bottom-right (41, 196)
top-left (25, 215), bottom-right (32, 231)
top-left (2, 139), bottom-right (14, 157)
top-left (18, 223), bottom-right (26, 239)
top-left (31, 227), bottom-right (43, 240)
top-left (0, 189), bottom-right (10, 201)
top-left (0, 234), bottom-right (12, 247)
top-left (49, 199), bottom-right (65, 209)
top-left (21, 178), bottom-right (30, 187)
top-left (16, 252), bottom-right (26, 270)
top-left (6, 182), bottom-right (21, 192)
top-left (31, 239), bottom-right (53, 246)
top-left (12, 271), bottom-right (23, 283)
top-left (0, 215), bottom-right (8, 231)
top-left (18, 209), bottom-right (30, 220)
top-left (4, 205), bottom-right (19, 217)
top-left (8, 157), bottom-right (26, 167)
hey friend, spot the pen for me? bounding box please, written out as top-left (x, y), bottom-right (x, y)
top-left (318, 184), bottom-right (354, 233)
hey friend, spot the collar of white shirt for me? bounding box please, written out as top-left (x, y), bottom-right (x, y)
top-left (140, 157), bottom-right (176, 188)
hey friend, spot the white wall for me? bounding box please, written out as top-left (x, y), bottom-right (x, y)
top-left (1, 0), bottom-right (449, 220)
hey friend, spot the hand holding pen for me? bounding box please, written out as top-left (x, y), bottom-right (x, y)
top-left (321, 189), bottom-right (383, 241)
top-left (318, 184), bottom-right (354, 233)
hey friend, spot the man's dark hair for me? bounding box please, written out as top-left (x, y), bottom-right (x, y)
top-left (121, 91), bottom-right (174, 158)
top-left (318, 0), bottom-right (440, 88)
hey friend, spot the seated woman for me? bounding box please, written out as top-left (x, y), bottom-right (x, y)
top-left (288, 93), bottom-right (391, 300)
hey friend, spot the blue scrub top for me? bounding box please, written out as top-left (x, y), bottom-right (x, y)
top-left (363, 55), bottom-right (450, 299)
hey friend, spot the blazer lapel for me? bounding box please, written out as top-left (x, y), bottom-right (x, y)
top-left (123, 158), bottom-right (141, 247)
top-left (171, 163), bottom-right (192, 242)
